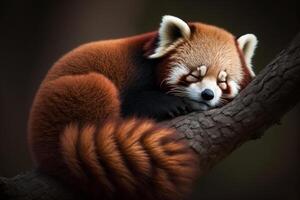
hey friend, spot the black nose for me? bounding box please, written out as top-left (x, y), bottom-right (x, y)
top-left (201, 89), bottom-right (214, 101)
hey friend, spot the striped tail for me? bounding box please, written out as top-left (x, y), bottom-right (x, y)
top-left (61, 118), bottom-right (198, 200)
top-left (29, 73), bottom-right (199, 200)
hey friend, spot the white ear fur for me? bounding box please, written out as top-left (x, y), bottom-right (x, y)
top-left (237, 34), bottom-right (258, 77)
top-left (148, 15), bottom-right (191, 59)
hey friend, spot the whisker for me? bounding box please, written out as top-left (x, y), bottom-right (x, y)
top-left (160, 79), bottom-right (168, 88)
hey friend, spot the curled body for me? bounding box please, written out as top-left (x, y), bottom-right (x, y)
top-left (28, 15), bottom-right (257, 200)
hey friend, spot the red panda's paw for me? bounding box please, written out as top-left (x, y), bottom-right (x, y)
top-left (140, 93), bottom-right (191, 120)
top-left (122, 91), bottom-right (191, 121)
top-left (182, 98), bottom-right (211, 112)
top-left (164, 96), bottom-right (191, 118)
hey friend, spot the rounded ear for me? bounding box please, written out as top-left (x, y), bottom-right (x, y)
top-left (237, 34), bottom-right (258, 77)
top-left (148, 15), bottom-right (191, 59)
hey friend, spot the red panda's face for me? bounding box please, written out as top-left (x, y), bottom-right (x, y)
top-left (164, 63), bottom-right (240, 110)
top-left (146, 16), bottom-right (258, 110)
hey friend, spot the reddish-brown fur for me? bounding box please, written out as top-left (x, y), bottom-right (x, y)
top-left (28, 32), bottom-right (199, 199)
top-left (28, 19), bottom-right (254, 199)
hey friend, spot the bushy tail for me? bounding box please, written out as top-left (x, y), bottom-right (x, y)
top-left (29, 73), bottom-right (198, 200)
top-left (61, 119), bottom-right (198, 199)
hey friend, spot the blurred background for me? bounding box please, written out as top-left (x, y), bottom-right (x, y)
top-left (1, 0), bottom-right (299, 199)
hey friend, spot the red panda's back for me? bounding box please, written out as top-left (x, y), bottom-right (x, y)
top-left (44, 32), bottom-right (156, 90)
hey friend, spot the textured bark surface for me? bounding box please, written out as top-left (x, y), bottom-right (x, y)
top-left (166, 32), bottom-right (300, 173)
top-left (1, 32), bottom-right (300, 200)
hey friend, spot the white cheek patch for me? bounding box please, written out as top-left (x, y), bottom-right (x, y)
top-left (165, 64), bottom-right (189, 85)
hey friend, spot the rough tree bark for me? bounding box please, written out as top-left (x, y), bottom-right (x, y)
top-left (1, 32), bottom-right (300, 200)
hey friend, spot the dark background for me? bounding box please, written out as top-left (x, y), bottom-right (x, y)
top-left (1, 0), bottom-right (299, 199)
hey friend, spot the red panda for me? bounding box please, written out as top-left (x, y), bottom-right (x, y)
top-left (28, 15), bottom-right (258, 200)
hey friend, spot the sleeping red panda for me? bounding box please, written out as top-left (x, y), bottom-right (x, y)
top-left (28, 15), bottom-right (258, 200)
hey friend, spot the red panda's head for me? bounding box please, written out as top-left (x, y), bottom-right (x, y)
top-left (144, 15), bottom-right (258, 110)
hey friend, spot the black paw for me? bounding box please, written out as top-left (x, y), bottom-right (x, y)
top-left (182, 98), bottom-right (210, 112)
top-left (122, 90), bottom-right (193, 121)
top-left (164, 96), bottom-right (191, 118)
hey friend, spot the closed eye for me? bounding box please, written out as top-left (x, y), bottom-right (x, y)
top-left (218, 82), bottom-right (227, 90)
top-left (217, 70), bottom-right (228, 91)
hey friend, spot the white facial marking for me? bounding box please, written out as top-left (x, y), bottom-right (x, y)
top-left (218, 71), bottom-right (227, 82)
top-left (166, 64), bottom-right (189, 85)
top-left (198, 65), bottom-right (207, 77)
top-left (185, 78), bottom-right (222, 107)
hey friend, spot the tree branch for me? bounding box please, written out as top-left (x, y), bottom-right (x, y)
top-left (166, 32), bottom-right (300, 173)
top-left (1, 32), bottom-right (300, 200)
